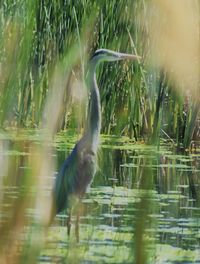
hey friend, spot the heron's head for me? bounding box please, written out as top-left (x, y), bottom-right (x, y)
top-left (90, 49), bottom-right (141, 64)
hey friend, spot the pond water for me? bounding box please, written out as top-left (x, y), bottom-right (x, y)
top-left (1, 130), bottom-right (200, 263)
top-left (43, 132), bottom-right (200, 263)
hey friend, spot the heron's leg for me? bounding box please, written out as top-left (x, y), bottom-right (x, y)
top-left (67, 210), bottom-right (71, 236)
top-left (75, 211), bottom-right (80, 243)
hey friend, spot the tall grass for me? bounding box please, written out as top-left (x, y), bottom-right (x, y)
top-left (0, 1), bottom-right (199, 143)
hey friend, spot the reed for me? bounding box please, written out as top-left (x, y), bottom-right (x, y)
top-left (0, 1), bottom-right (199, 143)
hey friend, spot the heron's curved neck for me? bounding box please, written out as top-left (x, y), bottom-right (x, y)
top-left (85, 62), bottom-right (101, 151)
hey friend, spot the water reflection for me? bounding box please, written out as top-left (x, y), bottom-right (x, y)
top-left (0, 132), bottom-right (200, 263)
top-left (52, 134), bottom-right (200, 263)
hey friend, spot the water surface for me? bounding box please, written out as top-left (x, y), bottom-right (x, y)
top-left (1, 130), bottom-right (200, 263)
top-left (43, 132), bottom-right (200, 263)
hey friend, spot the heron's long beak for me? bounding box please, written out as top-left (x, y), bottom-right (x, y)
top-left (117, 52), bottom-right (141, 60)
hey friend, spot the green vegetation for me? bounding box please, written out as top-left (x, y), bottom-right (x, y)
top-left (0, 0), bottom-right (199, 146)
top-left (0, 1), bottom-right (199, 263)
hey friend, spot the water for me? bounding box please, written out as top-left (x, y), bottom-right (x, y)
top-left (0, 130), bottom-right (200, 263)
top-left (44, 132), bottom-right (200, 263)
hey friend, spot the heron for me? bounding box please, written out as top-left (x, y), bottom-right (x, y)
top-left (51, 48), bottom-right (140, 241)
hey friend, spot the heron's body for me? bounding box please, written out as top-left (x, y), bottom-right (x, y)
top-left (54, 136), bottom-right (96, 213)
top-left (52, 48), bottom-right (140, 223)
top-left (54, 57), bottom-right (100, 214)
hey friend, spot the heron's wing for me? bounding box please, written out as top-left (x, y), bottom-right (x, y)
top-left (54, 145), bottom-right (78, 213)
top-left (54, 137), bottom-right (97, 214)
top-left (75, 151), bottom-right (96, 195)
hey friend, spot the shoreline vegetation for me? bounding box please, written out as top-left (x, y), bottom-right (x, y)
top-left (0, 1), bottom-right (199, 148)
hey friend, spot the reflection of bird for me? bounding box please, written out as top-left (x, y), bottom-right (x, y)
top-left (52, 49), bottom-right (140, 240)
